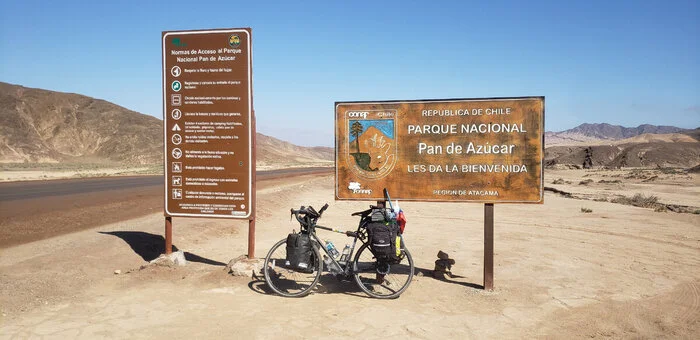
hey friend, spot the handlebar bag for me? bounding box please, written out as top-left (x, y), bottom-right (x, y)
top-left (285, 232), bottom-right (314, 273)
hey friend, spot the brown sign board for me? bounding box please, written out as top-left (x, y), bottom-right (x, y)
top-left (335, 97), bottom-right (544, 203)
top-left (163, 28), bottom-right (253, 218)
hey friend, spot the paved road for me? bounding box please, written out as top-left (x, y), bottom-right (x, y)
top-left (0, 167), bottom-right (332, 202)
top-left (0, 167), bottom-right (332, 248)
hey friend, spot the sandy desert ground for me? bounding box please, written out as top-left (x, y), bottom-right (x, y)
top-left (1, 170), bottom-right (699, 339)
top-left (0, 166), bottom-right (159, 182)
top-left (0, 164), bottom-right (330, 182)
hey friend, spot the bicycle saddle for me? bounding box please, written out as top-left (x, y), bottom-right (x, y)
top-left (351, 208), bottom-right (373, 217)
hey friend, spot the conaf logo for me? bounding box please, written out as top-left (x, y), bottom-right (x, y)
top-left (348, 182), bottom-right (371, 194)
top-left (347, 111), bottom-right (368, 119)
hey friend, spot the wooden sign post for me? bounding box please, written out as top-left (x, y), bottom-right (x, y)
top-left (484, 203), bottom-right (494, 290)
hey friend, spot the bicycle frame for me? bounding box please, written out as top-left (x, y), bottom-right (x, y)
top-left (309, 222), bottom-right (366, 276)
top-left (287, 201), bottom-right (399, 277)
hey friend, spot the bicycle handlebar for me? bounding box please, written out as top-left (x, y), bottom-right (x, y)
top-left (290, 203), bottom-right (329, 227)
top-left (289, 203), bottom-right (367, 240)
top-left (319, 203), bottom-right (329, 215)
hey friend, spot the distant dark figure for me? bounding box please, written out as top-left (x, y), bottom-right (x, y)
top-left (618, 154), bottom-right (627, 168)
top-left (583, 147), bottom-right (593, 169)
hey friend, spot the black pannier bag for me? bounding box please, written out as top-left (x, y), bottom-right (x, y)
top-left (285, 232), bottom-right (313, 272)
top-left (366, 209), bottom-right (401, 263)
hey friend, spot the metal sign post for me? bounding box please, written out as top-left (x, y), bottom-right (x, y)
top-left (165, 215), bottom-right (173, 254)
top-left (484, 203), bottom-right (494, 290)
top-left (248, 113), bottom-right (257, 258)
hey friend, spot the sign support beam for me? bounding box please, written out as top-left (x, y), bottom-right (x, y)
top-left (248, 114), bottom-right (257, 258)
top-left (165, 215), bottom-right (173, 255)
top-left (483, 203), bottom-right (494, 290)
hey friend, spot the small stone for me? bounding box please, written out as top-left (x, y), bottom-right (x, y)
top-left (150, 250), bottom-right (188, 267)
top-left (226, 255), bottom-right (263, 277)
top-left (114, 269), bottom-right (122, 275)
top-left (170, 251), bottom-right (187, 266)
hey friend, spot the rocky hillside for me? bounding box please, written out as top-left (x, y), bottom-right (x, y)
top-left (0, 82), bottom-right (333, 167)
top-left (567, 123), bottom-right (688, 139)
top-left (546, 123), bottom-right (693, 146)
top-left (545, 142), bottom-right (700, 169)
top-left (256, 133), bottom-right (333, 168)
top-left (544, 123), bottom-right (699, 169)
top-left (0, 82), bottom-right (162, 164)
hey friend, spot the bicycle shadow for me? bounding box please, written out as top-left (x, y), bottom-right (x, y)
top-left (314, 274), bottom-right (368, 297)
top-left (248, 272), bottom-right (369, 298)
top-left (248, 266), bottom-right (484, 297)
top-left (99, 231), bottom-right (227, 266)
top-left (414, 266), bottom-right (484, 290)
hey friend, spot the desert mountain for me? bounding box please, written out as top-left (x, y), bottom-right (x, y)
top-left (567, 123), bottom-right (688, 139)
top-left (545, 143), bottom-right (700, 169)
top-left (0, 82), bottom-right (162, 164)
top-left (613, 133), bottom-right (697, 144)
top-left (545, 123), bottom-right (693, 146)
top-left (256, 133), bottom-right (333, 168)
top-left (544, 123), bottom-right (699, 168)
top-left (0, 82), bottom-right (332, 166)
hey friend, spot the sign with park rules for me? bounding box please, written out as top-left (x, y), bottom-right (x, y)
top-left (335, 97), bottom-right (544, 203)
top-left (162, 28), bottom-right (253, 218)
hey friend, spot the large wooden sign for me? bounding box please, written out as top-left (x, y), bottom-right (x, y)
top-left (163, 28), bottom-right (253, 218)
top-left (335, 97), bottom-right (544, 203)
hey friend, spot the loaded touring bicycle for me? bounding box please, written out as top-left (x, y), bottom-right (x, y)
top-left (263, 189), bottom-right (413, 299)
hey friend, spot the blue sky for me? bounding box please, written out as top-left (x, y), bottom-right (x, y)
top-left (1, 0), bottom-right (698, 146)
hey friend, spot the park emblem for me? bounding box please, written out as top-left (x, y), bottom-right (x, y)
top-left (346, 111), bottom-right (397, 180)
top-left (229, 34), bottom-right (240, 47)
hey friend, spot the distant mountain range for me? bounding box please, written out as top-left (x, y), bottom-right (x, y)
top-left (566, 123), bottom-right (689, 139)
top-left (0, 82), bottom-right (332, 166)
top-left (545, 123), bottom-right (697, 146)
top-left (545, 124), bottom-right (699, 168)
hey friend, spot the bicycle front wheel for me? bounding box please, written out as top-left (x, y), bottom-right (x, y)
top-left (352, 242), bottom-right (414, 299)
top-left (263, 238), bottom-right (322, 297)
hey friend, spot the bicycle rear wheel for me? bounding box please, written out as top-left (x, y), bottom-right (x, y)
top-left (263, 238), bottom-right (322, 297)
top-left (352, 242), bottom-right (414, 299)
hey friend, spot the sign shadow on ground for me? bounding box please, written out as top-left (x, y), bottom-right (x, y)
top-left (99, 231), bottom-right (226, 266)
